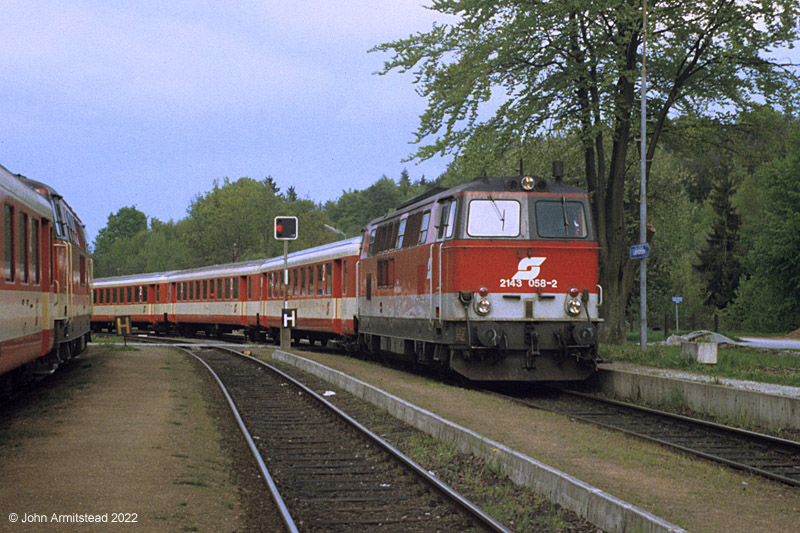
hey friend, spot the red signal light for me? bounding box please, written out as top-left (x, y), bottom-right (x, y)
top-left (274, 216), bottom-right (298, 240)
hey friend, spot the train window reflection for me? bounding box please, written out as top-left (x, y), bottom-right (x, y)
top-left (467, 199), bottom-right (520, 237)
top-left (536, 200), bottom-right (587, 238)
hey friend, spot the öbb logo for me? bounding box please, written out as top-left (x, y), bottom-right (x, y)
top-left (511, 257), bottom-right (546, 281)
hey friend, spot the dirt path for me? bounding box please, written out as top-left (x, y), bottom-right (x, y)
top-left (0, 345), bottom-right (246, 532)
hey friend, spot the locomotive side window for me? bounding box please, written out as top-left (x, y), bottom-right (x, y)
top-left (436, 200), bottom-right (456, 241)
top-left (418, 211), bottom-right (430, 244)
top-left (4, 204), bottom-right (14, 282)
top-left (395, 219), bottom-right (407, 249)
top-left (467, 199), bottom-right (520, 237)
top-left (402, 212), bottom-right (421, 247)
top-left (536, 200), bottom-right (587, 239)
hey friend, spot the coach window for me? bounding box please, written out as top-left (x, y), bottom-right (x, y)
top-left (342, 261), bottom-right (348, 295)
top-left (436, 200), bottom-right (456, 241)
top-left (326, 263), bottom-right (332, 295)
top-left (18, 212), bottom-right (28, 283)
top-left (317, 264), bottom-right (325, 295)
top-left (31, 219), bottom-right (40, 284)
top-left (298, 267), bottom-right (305, 296)
top-left (233, 278), bottom-right (239, 299)
top-left (4, 205), bottom-right (13, 282)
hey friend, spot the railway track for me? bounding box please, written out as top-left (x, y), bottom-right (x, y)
top-left (501, 388), bottom-right (800, 487)
top-left (180, 344), bottom-right (510, 532)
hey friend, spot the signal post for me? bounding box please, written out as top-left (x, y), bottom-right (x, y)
top-left (274, 216), bottom-right (298, 350)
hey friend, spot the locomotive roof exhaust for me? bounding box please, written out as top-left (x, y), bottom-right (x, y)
top-left (553, 161), bottom-right (564, 182)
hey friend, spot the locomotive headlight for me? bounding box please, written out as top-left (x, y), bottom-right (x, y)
top-left (566, 298), bottom-right (582, 316)
top-left (475, 298), bottom-right (492, 316)
top-left (521, 175), bottom-right (536, 191)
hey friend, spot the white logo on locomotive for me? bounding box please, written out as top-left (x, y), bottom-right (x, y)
top-left (511, 257), bottom-right (546, 281)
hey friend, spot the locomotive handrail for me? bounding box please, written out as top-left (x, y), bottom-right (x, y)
top-left (428, 243), bottom-right (436, 323)
top-left (438, 241), bottom-right (443, 324)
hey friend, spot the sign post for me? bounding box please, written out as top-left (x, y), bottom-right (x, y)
top-left (672, 296), bottom-right (683, 334)
top-left (274, 216), bottom-right (298, 350)
top-left (115, 316), bottom-right (132, 347)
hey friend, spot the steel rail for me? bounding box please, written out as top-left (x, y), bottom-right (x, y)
top-left (179, 346), bottom-right (299, 533)
top-left (498, 387), bottom-right (800, 488)
top-left (215, 346), bottom-right (512, 533)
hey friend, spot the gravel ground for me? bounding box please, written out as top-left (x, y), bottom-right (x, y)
top-left (0, 345), bottom-right (250, 532)
top-left (2, 343), bottom-right (798, 532)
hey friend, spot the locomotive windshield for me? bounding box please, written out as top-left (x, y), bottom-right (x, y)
top-left (535, 199), bottom-right (587, 239)
top-left (467, 198), bottom-right (521, 237)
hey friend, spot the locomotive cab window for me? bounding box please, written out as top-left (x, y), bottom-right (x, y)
top-left (467, 198), bottom-right (520, 238)
top-left (535, 200), bottom-right (588, 239)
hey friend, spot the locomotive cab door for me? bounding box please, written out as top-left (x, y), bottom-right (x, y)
top-left (52, 239), bottom-right (71, 322)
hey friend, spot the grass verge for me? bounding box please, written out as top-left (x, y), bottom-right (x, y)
top-left (601, 342), bottom-right (800, 388)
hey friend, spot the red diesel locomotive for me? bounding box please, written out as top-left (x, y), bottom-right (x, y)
top-left (1, 164), bottom-right (92, 394)
top-left (92, 172), bottom-right (601, 382)
top-left (358, 174), bottom-right (601, 381)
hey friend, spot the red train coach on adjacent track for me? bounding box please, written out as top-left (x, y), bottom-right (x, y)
top-left (92, 170), bottom-right (601, 383)
top-left (0, 164), bottom-right (92, 395)
top-left (92, 238), bottom-right (361, 344)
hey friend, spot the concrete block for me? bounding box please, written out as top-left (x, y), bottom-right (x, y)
top-left (681, 341), bottom-right (717, 364)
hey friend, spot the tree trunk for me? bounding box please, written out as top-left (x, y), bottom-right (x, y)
top-left (592, 38), bottom-right (640, 344)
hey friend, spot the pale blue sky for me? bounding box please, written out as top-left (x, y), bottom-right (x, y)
top-left (1, 1), bottom-right (453, 243)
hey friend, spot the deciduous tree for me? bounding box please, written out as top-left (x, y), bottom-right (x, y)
top-left (373, 0), bottom-right (800, 342)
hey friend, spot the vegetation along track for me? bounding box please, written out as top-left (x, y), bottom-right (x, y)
top-left (502, 388), bottom-right (800, 487)
top-left (182, 345), bottom-right (510, 532)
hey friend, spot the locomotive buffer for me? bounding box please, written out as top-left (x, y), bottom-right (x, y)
top-left (274, 216), bottom-right (298, 350)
